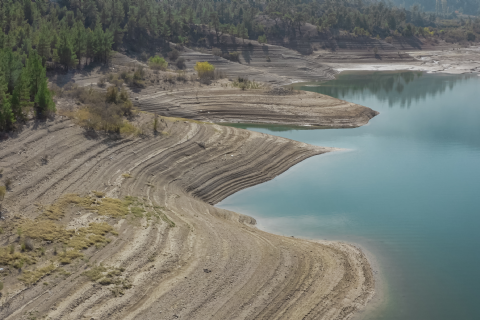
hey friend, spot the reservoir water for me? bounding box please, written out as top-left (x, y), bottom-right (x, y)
top-left (217, 72), bottom-right (480, 320)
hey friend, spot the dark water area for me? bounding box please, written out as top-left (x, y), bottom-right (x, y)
top-left (218, 72), bottom-right (480, 320)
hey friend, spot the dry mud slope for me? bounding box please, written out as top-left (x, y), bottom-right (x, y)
top-left (0, 117), bottom-right (374, 320)
top-left (136, 87), bottom-right (378, 128)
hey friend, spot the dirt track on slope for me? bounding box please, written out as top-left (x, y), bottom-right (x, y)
top-left (0, 116), bottom-right (374, 320)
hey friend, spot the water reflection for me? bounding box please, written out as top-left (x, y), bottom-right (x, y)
top-left (296, 71), bottom-right (477, 108)
top-left (219, 72), bottom-right (480, 320)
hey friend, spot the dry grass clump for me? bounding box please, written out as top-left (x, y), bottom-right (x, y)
top-left (20, 219), bottom-right (71, 242)
top-left (96, 197), bottom-right (130, 217)
top-left (18, 264), bottom-right (55, 285)
top-left (43, 194), bottom-right (94, 220)
top-left (232, 77), bottom-right (262, 90)
top-left (67, 222), bottom-right (117, 250)
top-left (58, 249), bottom-right (84, 264)
top-left (93, 191), bottom-right (105, 198)
top-left (0, 247), bottom-right (34, 268)
top-left (130, 206), bottom-right (145, 218)
top-left (83, 264), bottom-right (131, 296)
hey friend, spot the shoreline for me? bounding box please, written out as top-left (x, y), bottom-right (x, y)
top-left (324, 47), bottom-right (480, 75)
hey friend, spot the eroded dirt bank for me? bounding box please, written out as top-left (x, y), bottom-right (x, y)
top-left (0, 116), bottom-right (374, 320)
top-left (135, 86), bottom-right (378, 128)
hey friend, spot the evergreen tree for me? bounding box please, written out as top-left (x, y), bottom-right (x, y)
top-left (0, 78), bottom-right (15, 131)
top-left (35, 78), bottom-right (55, 118)
top-left (73, 21), bottom-right (87, 66)
top-left (37, 24), bottom-right (51, 65)
top-left (10, 67), bottom-right (33, 121)
top-left (57, 26), bottom-right (77, 70)
top-left (27, 50), bottom-right (46, 98)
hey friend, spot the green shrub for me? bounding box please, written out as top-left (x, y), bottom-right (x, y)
top-left (148, 56), bottom-right (168, 71)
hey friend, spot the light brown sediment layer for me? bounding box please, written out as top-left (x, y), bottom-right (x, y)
top-left (0, 115), bottom-right (374, 320)
top-left (135, 86), bottom-right (379, 128)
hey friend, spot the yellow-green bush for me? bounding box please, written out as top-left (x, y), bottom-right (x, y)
top-left (194, 61), bottom-right (215, 81)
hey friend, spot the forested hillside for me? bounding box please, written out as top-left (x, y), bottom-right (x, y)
top-left (0, 0), bottom-right (479, 132)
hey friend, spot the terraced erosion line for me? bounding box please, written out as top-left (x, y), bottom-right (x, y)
top-left (0, 116), bottom-right (374, 320)
top-left (135, 88), bottom-right (379, 128)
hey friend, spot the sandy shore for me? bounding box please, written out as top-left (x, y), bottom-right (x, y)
top-left (325, 46), bottom-right (480, 75)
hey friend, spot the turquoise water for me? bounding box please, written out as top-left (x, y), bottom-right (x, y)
top-left (217, 72), bottom-right (480, 320)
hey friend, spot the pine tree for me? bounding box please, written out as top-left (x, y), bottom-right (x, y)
top-left (0, 78), bottom-right (14, 131)
top-left (57, 26), bottom-right (77, 70)
top-left (27, 50), bottom-right (46, 98)
top-left (73, 21), bottom-right (86, 66)
top-left (37, 24), bottom-right (51, 65)
top-left (10, 67), bottom-right (33, 121)
top-left (35, 79), bottom-right (55, 118)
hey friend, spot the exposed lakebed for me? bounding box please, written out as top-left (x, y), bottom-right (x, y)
top-left (218, 71), bottom-right (480, 320)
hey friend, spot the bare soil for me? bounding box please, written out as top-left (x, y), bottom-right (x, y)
top-left (0, 113), bottom-right (374, 320)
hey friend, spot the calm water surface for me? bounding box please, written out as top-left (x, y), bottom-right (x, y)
top-left (217, 72), bottom-right (480, 320)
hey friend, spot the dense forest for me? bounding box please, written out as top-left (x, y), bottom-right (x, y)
top-left (0, 0), bottom-right (479, 131)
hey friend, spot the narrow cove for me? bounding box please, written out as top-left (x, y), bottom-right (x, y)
top-left (218, 71), bottom-right (480, 320)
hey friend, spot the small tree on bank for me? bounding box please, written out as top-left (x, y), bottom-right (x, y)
top-left (194, 62), bottom-right (215, 82)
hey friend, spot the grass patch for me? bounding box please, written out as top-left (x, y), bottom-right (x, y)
top-left (93, 191), bottom-right (105, 198)
top-left (43, 194), bottom-right (94, 220)
top-left (130, 206), bottom-right (145, 218)
top-left (82, 264), bottom-right (131, 296)
top-left (96, 198), bottom-right (129, 217)
top-left (18, 264), bottom-right (55, 285)
top-left (83, 265), bottom-right (107, 281)
top-left (122, 173), bottom-right (132, 178)
top-left (58, 250), bottom-right (84, 264)
top-left (67, 222), bottom-right (117, 250)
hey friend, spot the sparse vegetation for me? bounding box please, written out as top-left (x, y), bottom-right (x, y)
top-left (232, 77), bottom-right (262, 90)
top-left (67, 86), bottom-right (139, 135)
top-left (18, 264), bottom-right (55, 285)
top-left (83, 264), bottom-right (131, 296)
top-left (148, 56), bottom-right (168, 71)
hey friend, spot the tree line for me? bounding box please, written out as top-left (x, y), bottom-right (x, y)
top-left (0, 0), bottom-right (478, 131)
